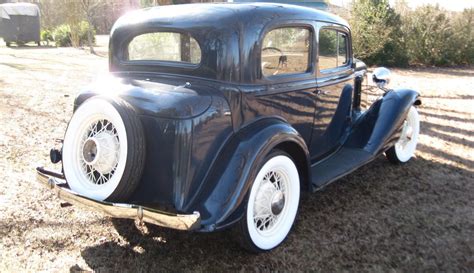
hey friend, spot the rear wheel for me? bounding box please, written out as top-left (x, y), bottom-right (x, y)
top-left (62, 96), bottom-right (146, 201)
top-left (237, 150), bottom-right (300, 252)
top-left (386, 106), bottom-right (420, 164)
top-left (6, 42), bottom-right (10, 47)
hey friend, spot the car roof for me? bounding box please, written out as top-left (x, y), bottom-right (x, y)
top-left (109, 3), bottom-right (350, 83)
top-left (112, 3), bottom-right (349, 32)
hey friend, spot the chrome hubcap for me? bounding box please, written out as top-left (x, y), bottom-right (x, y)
top-left (79, 119), bottom-right (120, 185)
top-left (253, 170), bottom-right (287, 232)
top-left (398, 119), bottom-right (414, 148)
top-left (271, 191), bottom-right (285, 215)
top-left (82, 138), bottom-right (99, 164)
top-left (406, 125), bottom-right (413, 140)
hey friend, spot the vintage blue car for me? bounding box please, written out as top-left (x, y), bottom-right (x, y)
top-left (37, 3), bottom-right (421, 252)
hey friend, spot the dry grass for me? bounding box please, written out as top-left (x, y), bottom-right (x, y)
top-left (0, 39), bottom-right (473, 272)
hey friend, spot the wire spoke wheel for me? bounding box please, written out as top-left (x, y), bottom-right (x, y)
top-left (79, 119), bottom-right (120, 186)
top-left (386, 106), bottom-right (420, 163)
top-left (62, 96), bottom-right (145, 201)
top-left (238, 151), bottom-right (300, 252)
top-left (253, 170), bottom-right (287, 233)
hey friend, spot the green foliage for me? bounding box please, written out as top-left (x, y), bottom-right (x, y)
top-left (350, 0), bottom-right (408, 66)
top-left (77, 21), bottom-right (96, 46)
top-left (52, 21), bottom-right (96, 47)
top-left (40, 30), bottom-right (54, 43)
top-left (454, 9), bottom-right (474, 65)
top-left (404, 6), bottom-right (474, 66)
top-left (52, 24), bottom-right (72, 47)
top-left (350, 1), bottom-right (473, 67)
top-left (140, 0), bottom-right (159, 8)
top-left (404, 5), bottom-right (454, 66)
top-left (319, 29), bottom-right (337, 56)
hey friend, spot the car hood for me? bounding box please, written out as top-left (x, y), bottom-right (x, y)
top-left (74, 74), bottom-right (212, 119)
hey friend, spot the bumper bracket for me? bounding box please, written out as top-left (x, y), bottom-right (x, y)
top-left (36, 167), bottom-right (201, 231)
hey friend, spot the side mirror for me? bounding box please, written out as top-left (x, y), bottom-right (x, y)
top-left (372, 67), bottom-right (391, 89)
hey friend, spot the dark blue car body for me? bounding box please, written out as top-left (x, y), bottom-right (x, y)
top-left (69, 3), bottom-right (420, 231)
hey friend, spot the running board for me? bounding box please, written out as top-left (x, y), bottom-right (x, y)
top-left (311, 147), bottom-right (373, 190)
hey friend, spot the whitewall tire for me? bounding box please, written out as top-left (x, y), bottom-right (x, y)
top-left (386, 106), bottom-right (420, 164)
top-left (62, 96), bottom-right (145, 201)
top-left (238, 150), bottom-right (300, 252)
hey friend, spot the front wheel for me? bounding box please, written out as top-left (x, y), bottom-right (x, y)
top-left (237, 150), bottom-right (300, 252)
top-left (386, 106), bottom-right (420, 163)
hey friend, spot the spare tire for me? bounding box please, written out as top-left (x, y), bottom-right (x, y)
top-left (62, 96), bottom-right (146, 201)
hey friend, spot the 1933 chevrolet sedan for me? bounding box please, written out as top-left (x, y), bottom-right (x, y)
top-left (37, 3), bottom-right (421, 252)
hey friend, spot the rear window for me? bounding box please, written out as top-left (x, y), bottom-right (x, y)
top-left (128, 32), bottom-right (201, 64)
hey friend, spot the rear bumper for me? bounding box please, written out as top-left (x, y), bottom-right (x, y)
top-left (36, 167), bottom-right (201, 231)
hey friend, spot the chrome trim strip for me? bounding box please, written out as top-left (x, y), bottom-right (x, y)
top-left (36, 168), bottom-right (201, 231)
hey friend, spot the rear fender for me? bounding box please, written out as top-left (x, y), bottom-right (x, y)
top-left (345, 89), bottom-right (421, 154)
top-left (189, 118), bottom-right (309, 231)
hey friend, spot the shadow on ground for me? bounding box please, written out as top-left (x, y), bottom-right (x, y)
top-left (79, 93), bottom-right (474, 271)
top-left (1, 45), bottom-right (471, 271)
top-left (80, 154), bottom-right (473, 271)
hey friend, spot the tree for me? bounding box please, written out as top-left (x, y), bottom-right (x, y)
top-left (452, 8), bottom-right (474, 65)
top-left (65, 1), bottom-right (82, 47)
top-left (401, 5), bottom-right (472, 66)
top-left (140, 0), bottom-right (172, 7)
top-left (350, 0), bottom-right (408, 66)
top-left (80, 0), bottom-right (105, 54)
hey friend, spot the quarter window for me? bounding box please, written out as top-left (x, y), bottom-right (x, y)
top-left (319, 28), bottom-right (349, 71)
top-left (261, 27), bottom-right (311, 77)
top-left (338, 32), bottom-right (348, 65)
top-left (128, 32), bottom-right (201, 64)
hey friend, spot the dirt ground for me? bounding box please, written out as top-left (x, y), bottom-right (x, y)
top-left (0, 38), bottom-right (473, 272)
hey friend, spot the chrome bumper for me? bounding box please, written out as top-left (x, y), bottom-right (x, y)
top-left (36, 167), bottom-right (201, 231)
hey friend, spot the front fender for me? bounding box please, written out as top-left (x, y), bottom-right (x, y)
top-left (188, 118), bottom-right (309, 231)
top-left (346, 88), bottom-right (421, 154)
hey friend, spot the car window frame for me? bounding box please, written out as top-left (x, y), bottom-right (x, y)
top-left (337, 32), bottom-right (349, 66)
top-left (121, 29), bottom-right (203, 70)
top-left (257, 21), bottom-right (316, 84)
top-left (317, 23), bottom-right (352, 78)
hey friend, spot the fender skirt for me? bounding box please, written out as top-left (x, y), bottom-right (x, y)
top-left (188, 118), bottom-right (309, 231)
top-left (345, 88), bottom-right (421, 154)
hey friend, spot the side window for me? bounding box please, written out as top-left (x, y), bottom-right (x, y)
top-left (319, 28), bottom-right (349, 71)
top-left (319, 29), bottom-right (337, 70)
top-left (338, 32), bottom-right (348, 65)
top-left (261, 27), bottom-right (311, 77)
top-left (128, 32), bottom-right (201, 64)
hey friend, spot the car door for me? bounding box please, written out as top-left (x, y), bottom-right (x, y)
top-left (241, 23), bottom-right (318, 145)
top-left (310, 23), bottom-right (354, 161)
